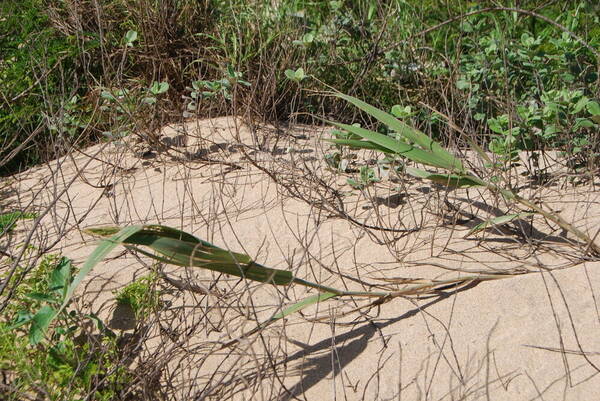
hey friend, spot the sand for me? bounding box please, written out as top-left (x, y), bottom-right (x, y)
top-left (2, 116), bottom-right (600, 400)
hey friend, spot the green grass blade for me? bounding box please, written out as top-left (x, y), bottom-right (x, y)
top-left (86, 225), bottom-right (294, 285)
top-left (334, 93), bottom-right (464, 172)
top-left (87, 224), bottom-right (212, 248)
top-left (272, 292), bottom-right (338, 319)
top-left (128, 243), bottom-right (293, 285)
top-left (324, 138), bottom-right (392, 153)
top-left (330, 122), bottom-right (453, 169)
top-left (123, 234), bottom-right (251, 263)
top-left (59, 225), bottom-right (143, 314)
top-left (465, 212), bottom-right (535, 237)
top-left (405, 167), bottom-right (485, 188)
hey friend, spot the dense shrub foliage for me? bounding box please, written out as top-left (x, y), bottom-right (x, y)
top-left (1, 0), bottom-right (598, 173)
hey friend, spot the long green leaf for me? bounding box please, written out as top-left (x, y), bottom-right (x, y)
top-left (324, 138), bottom-right (392, 153)
top-left (222, 291), bottom-right (338, 348)
top-left (273, 292), bottom-right (338, 319)
top-left (330, 122), bottom-right (454, 170)
top-left (87, 225), bottom-right (207, 248)
top-left (128, 243), bottom-right (293, 285)
top-left (86, 225), bottom-right (294, 285)
top-left (59, 225), bottom-right (143, 314)
top-left (86, 225), bottom-right (237, 269)
top-left (335, 93), bottom-right (464, 173)
top-left (405, 167), bottom-right (485, 188)
top-left (465, 212), bottom-right (534, 237)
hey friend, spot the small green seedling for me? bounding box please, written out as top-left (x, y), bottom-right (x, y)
top-left (285, 67), bottom-right (306, 82)
top-left (347, 166), bottom-right (380, 189)
top-left (124, 30), bottom-right (138, 47)
top-left (0, 211), bottom-right (37, 235)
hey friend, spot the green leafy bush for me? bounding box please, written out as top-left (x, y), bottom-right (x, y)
top-left (487, 89), bottom-right (600, 168)
top-left (453, 4), bottom-right (599, 165)
top-left (3, 1), bottom-right (598, 174)
top-left (114, 271), bottom-right (162, 319)
top-left (0, 0), bottom-right (85, 173)
top-left (1, 255), bottom-right (130, 400)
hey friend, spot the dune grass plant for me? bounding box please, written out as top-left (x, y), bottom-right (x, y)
top-left (2, 2), bottom-right (599, 398)
top-left (65, 92), bottom-right (600, 348)
top-left (325, 93), bottom-right (600, 255)
top-left (74, 225), bottom-right (510, 348)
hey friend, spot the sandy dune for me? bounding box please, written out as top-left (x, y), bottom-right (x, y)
top-left (3, 116), bottom-right (600, 400)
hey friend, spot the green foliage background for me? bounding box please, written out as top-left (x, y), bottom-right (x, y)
top-left (1, 0), bottom-right (598, 173)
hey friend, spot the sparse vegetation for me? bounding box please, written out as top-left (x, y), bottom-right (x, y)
top-left (0, 211), bottom-right (37, 235)
top-left (1, 1), bottom-right (599, 399)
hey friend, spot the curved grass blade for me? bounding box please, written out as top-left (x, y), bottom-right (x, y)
top-left (273, 292), bottom-right (337, 319)
top-left (128, 243), bottom-right (293, 285)
top-left (59, 225), bottom-right (143, 314)
top-left (324, 138), bottom-right (392, 153)
top-left (405, 167), bottom-right (485, 188)
top-left (465, 212), bottom-right (535, 237)
top-left (87, 224), bottom-right (208, 247)
top-left (329, 122), bottom-right (454, 169)
top-left (334, 93), bottom-right (464, 173)
top-left (86, 225), bottom-right (294, 285)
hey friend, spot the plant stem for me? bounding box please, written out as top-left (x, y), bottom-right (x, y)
top-left (513, 195), bottom-right (600, 255)
top-left (469, 175), bottom-right (600, 255)
top-left (292, 277), bottom-right (388, 297)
